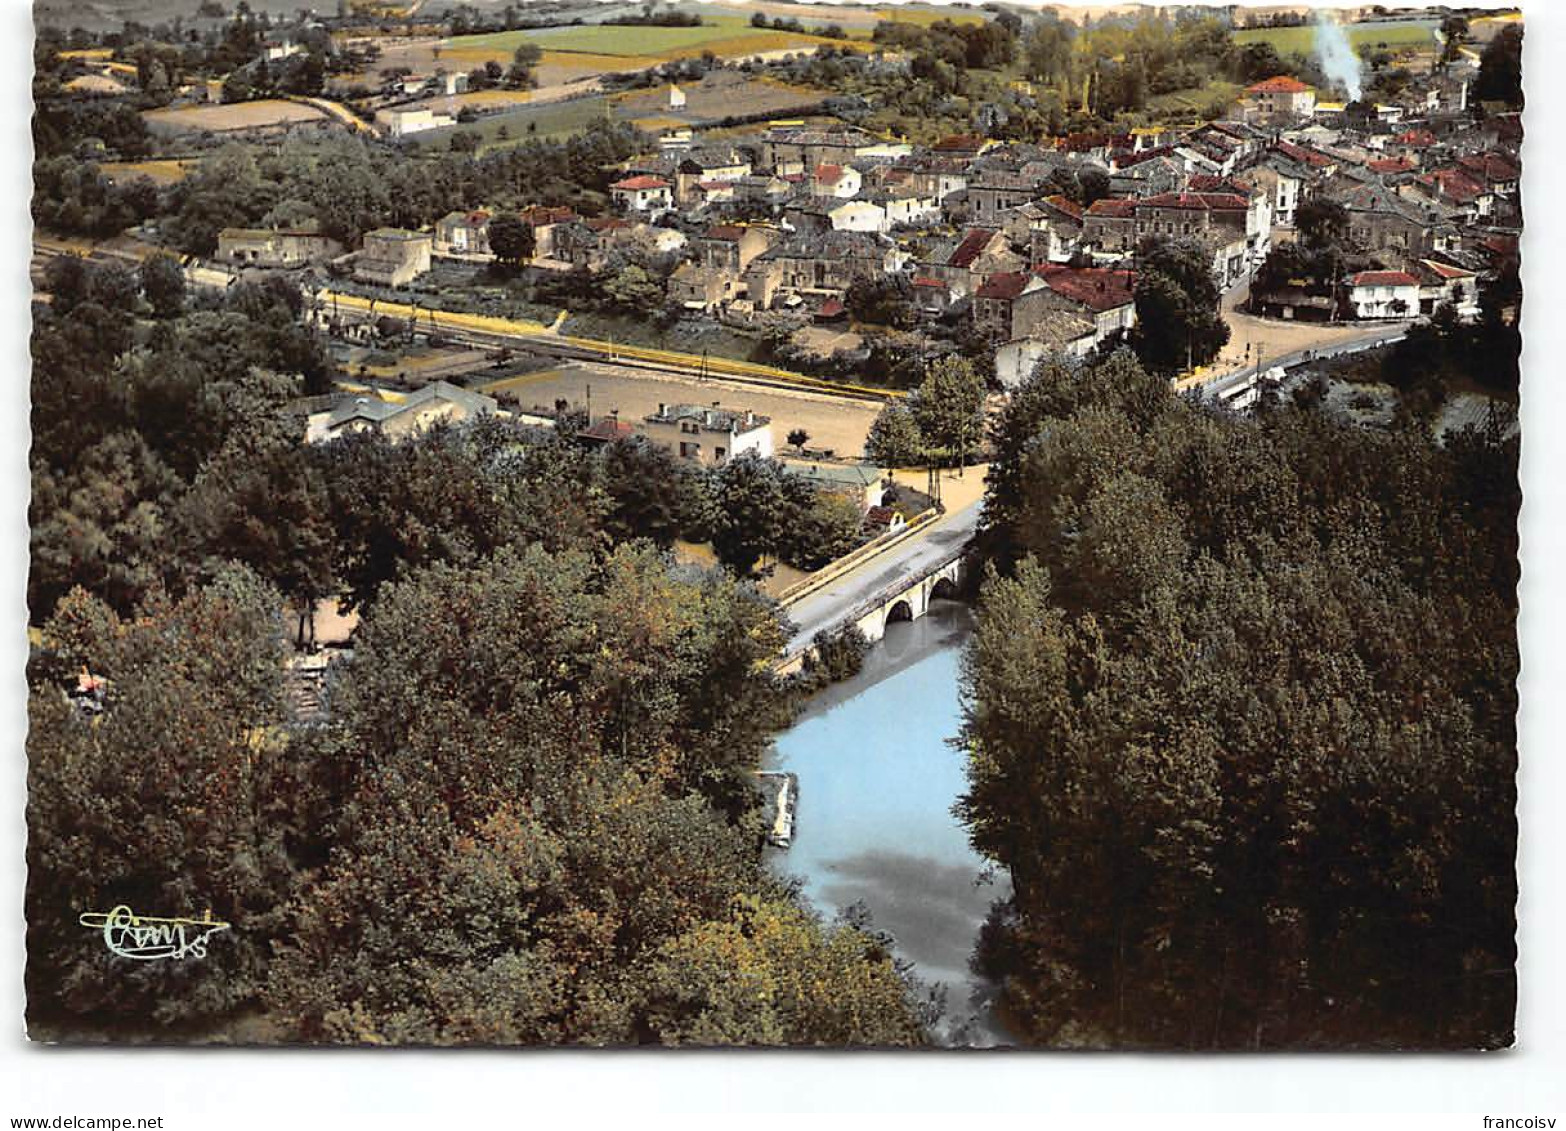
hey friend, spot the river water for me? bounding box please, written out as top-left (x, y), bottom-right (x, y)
top-left (765, 602), bottom-right (1015, 1046)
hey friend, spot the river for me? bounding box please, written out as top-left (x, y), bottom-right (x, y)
top-left (765, 601), bottom-right (1015, 1047)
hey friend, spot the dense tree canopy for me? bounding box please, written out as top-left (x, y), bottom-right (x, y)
top-left (961, 349), bottom-right (1518, 1049)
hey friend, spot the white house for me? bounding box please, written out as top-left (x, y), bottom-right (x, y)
top-left (609, 175), bottom-right (674, 213)
top-left (1246, 75), bottom-right (1317, 118)
top-left (1348, 270), bottom-right (1420, 320)
top-left (811, 163), bottom-right (862, 199)
top-left (375, 107), bottom-right (455, 138)
top-left (829, 200), bottom-right (889, 234)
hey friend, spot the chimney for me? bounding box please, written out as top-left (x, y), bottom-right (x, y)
top-left (657, 402), bottom-right (666, 415)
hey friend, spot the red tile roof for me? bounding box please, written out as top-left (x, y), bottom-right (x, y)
top-left (1188, 174), bottom-right (1252, 196)
top-left (1456, 153), bottom-right (1521, 184)
top-left (703, 224), bottom-right (746, 241)
top-left (611, 175), bottom-right (670, 191)
top-left (1274, 141), bottom-right (1335, 168)
top-left (911, 275), bottom-right (947, 289)
top-left (1043, 194), bottom-right (1084, 221)
top-left (1394, 128), bottom-right (1437, 147)
top-left (1139, 191), bottom-right (1250, 211)
top-left (1087, 197), bottom-right (1136, 218)
top-left (1351, 270), bottom-right (1419, 287)
top-left (1420, 259), bottom-right (1476, 281)
top-left (1248, 75), bottom-right (1312, 94)
top-left (519, 204), bottom-right (577, 226)
top-left (1419, 168), bottom-right (1488, 204)
top-left (948, 228), bottom-right (999, 269)
top-left (814, 163), bottom-right (846, 185)
top-left (579, 417), bottom-right (637, 442)
top-left (1037, 266), bottom-right (1135, 312)
top-left (976, 271), bottom-right (1036, 301)
top-left (1368, 156), bottom-right (1417, 175)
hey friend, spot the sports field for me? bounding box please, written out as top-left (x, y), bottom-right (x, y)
top-left (1233, 21), bottom-right (1437, 55)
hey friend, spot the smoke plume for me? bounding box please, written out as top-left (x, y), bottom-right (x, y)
top-left (1314, 13), bottom-right (1363, 101)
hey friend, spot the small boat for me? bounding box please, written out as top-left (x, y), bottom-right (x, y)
top-left (756, 771), bottom-right (797, 849)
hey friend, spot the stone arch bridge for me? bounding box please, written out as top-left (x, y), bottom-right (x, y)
top-left (777, 548), bottom-right (971, 676)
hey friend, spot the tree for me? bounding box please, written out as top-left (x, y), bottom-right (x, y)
top-left (910, 356), bottom-right (985, 467)
top-left (1475, 24), bottom-right (1523, 108)
top-left (1131, 237), bottom-right (1230, 375)
top-left (1296, 197), bottom-right (1350, 251)
top-left (960, 350), bottom-right (1519, 1049)
top-left (140, 252), bottom-right (187, 318)
top-left (864, 401), bottom-right (925, 468)
top-left (708, 453), bottom-right (789, 576)
top-left (601, 263), bottom-right (665, 317)
top-left (598, 435), bottom-right (701, 548)
top-left (486, 210), bottom-right (535, 271)
top-left (784, 491), bottom-right (863, 571)
top-left (507, 41), bottom-right (543, 89)
top-left (26, 568), bottom-right (296, 1028)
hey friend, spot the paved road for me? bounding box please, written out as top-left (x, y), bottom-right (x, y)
top-left (1196, 321), bottom-right (1413, 402)
top-left (782, 498), bottom-right (983, 656)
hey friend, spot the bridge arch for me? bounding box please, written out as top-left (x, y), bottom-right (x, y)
top-left (885, 599), bottom-right (915, 627)
top-left (930, 575), bottom-right (959, 602)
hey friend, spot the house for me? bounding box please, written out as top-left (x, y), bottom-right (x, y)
top-left (972, 271), bottom-right (1044, 341)
top-left (811, 163), bottom-right (862, 199)
top-left (1416, 259), bottom-right (1481, 319)
top-left (994, 319), bottom-right (1098, 386)
top-left (578, 415), bottom-right (638, 446)
top-left (863, 505), bottom-right (906, 535)
top-left (827, 200), bottom-right (889, 234)
top-left (1109, 153), bottom-right (1185, 199)
top-left (1407, 167), bottom-right (1494, 221)
top-left (1027, 195), bottom-right (1086, 264)
top-left (375, 107), bottom-right (455, 138)
top-left (744, 231), bottom-right (900, 309)
top-left (1332, 179), bottom-right (1444, 255)
top-left (667, 262), bottom-right (729, 312)
top-left (781, 461), bottom-right (885, 513)
top-left (643, 403), bottom-right (772, 465)
top-left (217, 227), bottom-right (343, 268)
top-left (697, 224), bottom-right (780, 276)
top-left (763, 125), bottom-right (878, 174)
top-left (352, 228), bottom-right (433, 287)
top-left (306, 382), bottom-right (496, 444)
top-left (966, 170), bottom-right (1040, 226)
top-left (1246, 75), bottom-right (1317, 118)
top-left (866, 183), bottom-right (940, 227)
top-left (675, 148), bottom-right (751, 201)
top-left (433, 209), bottom-right (492, 258)
top-left (610, 174), bottom-right (673, 213)
top-left (929, 227), bottom-right (1020, 299)
top-left (1032, 265), bottom-right (1137, 346)
top-left (1347, 270), bottom-right (1419, 320)
top-left (517, 204), bottom-right (579, 260)
top-left (1133, 191), bottom-right (1258, 282)
top-left (1083, 197), bottom-right (1138, 255)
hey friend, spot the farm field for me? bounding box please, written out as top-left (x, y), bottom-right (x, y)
top-left (142, 99), bottom-right (331, 134)
top-left (445, 15), bottom-right (862, 65)
top-left (612, 72), bottom-right (829, 126)
top-left (1233, 21), bottom-right (1437, 56)
top-left (99, 158), bottom-right (199, 185)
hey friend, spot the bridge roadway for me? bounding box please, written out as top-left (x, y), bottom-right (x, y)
top-left (781, 496), bottom-right (983, 660)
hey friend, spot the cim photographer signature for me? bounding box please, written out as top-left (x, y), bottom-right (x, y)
top-left (78, 906), bottom-right (230, 961)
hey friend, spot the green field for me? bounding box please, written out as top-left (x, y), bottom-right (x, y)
top-left (1234, 21), bottom-right (1437, 56)
top-left (1148, 79), bottom-right (1244, 115)
top-left (451, 15), bottom-right (845, 61)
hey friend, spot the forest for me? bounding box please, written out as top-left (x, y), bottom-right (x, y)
top-left (962, 348), bottom-right (1519, 1048)
top-left (25, 258), bottom-right (930, 1046)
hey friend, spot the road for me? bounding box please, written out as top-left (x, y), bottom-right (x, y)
top-left (781, 496), bottom-right (983, 657)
